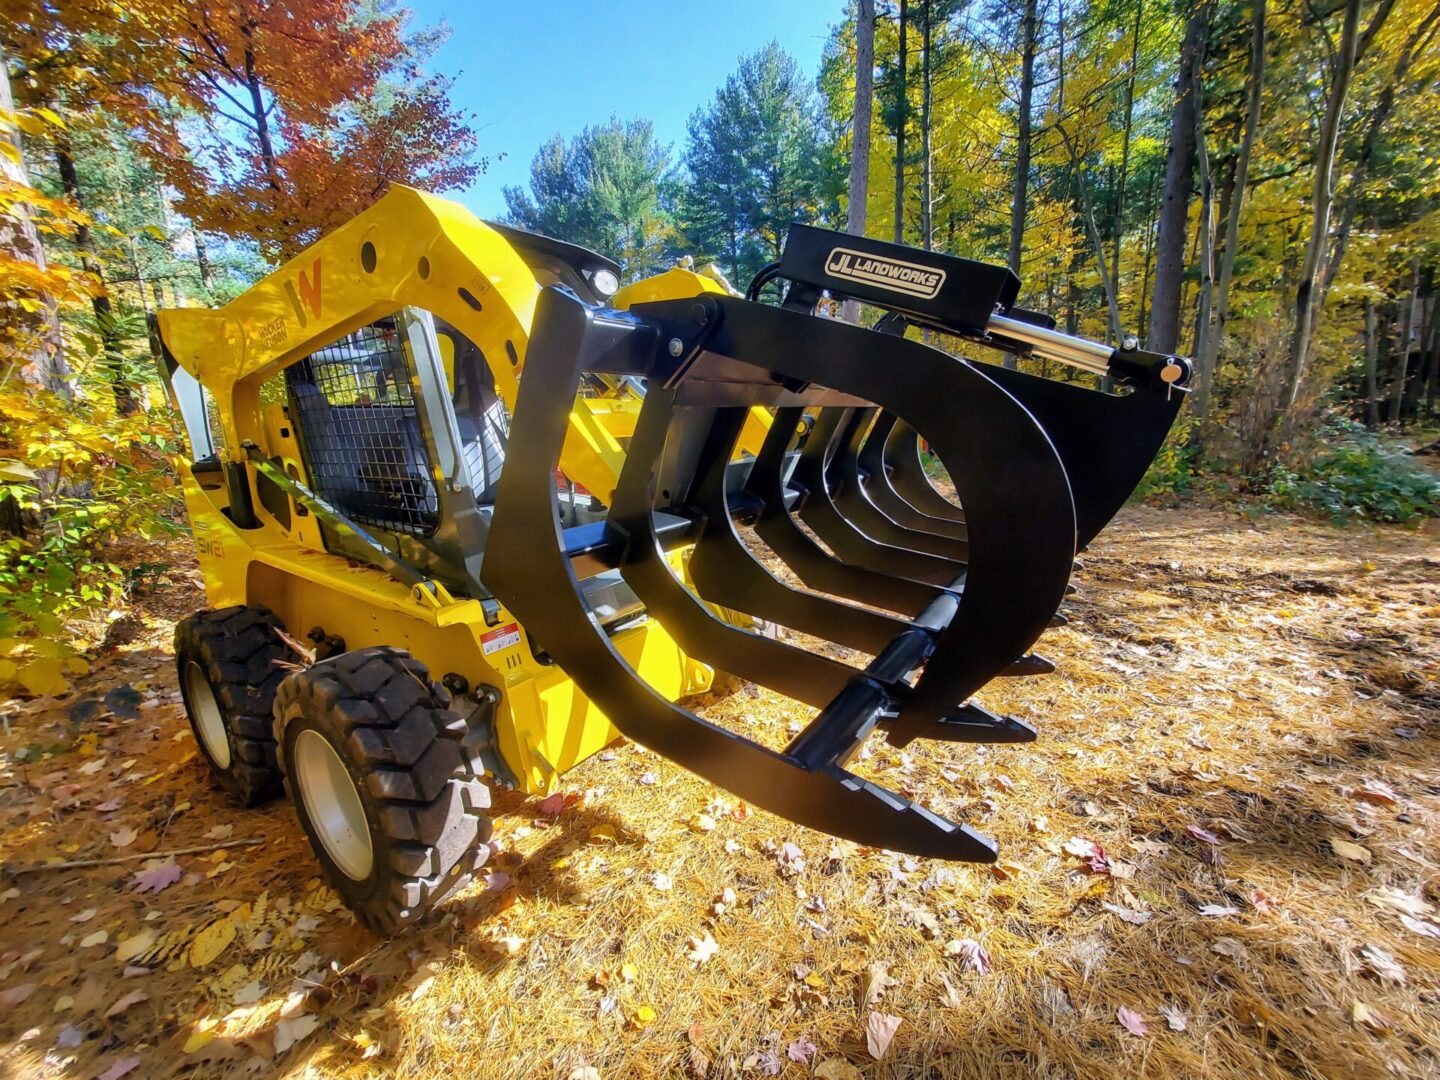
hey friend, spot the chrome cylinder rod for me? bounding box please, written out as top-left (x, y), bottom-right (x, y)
top-left (986, 312), bottom-right (1114, 377)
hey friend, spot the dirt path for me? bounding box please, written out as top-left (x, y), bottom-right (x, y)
top-left (1, 506), bottom-right (1437, 1079)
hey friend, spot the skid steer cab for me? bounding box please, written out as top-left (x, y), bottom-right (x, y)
top-left (153, 186), bottom-right (1189, 934)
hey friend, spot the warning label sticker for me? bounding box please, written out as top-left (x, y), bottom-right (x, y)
top-left (481, 622), bottom-right (522, 655)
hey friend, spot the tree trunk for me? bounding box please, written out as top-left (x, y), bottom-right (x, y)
top-left (920, 0), bottom-right (933, 251)
top-left (1138, 170), bottom-right (1160, 342)
top-left (1422, 291), bottom-right (1439, 417)
top-left (1403, 292), bottom-right (1433, 419)
top-left (1191, 41), bottom-right (1218, 426)
top-left (242, 38), bottom-right (282, 191)
top-left (55, 139), bottom-right (138, 416)
top-left (1363, 297), bottom-right (1379, 426)
top-left (1109, 0), bottom-right (1145, 342)
top-left (1277, 0), bottom-right (1395, 433)
top-left (1389, 259), bottom-right (1420, 427)
top-left (1147, 3), bottom-right (1206, 354)
top-left (844, 0), bottom-right (876, 324)
top-left (0, 51), bottom-right (66, 394)
top-left (1196, 0), bottom-right (1265, 432)
top-left (894, 0), bottom-right (907, 245)
top-left (1320, 2), bottom-right (1440, 302)
top-left (194, 227), bottom-right (216, 294)
top-left (1008, 0), bottom-right (1038, 277)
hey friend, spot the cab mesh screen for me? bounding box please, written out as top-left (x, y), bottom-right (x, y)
top-left (285, 318), bottom-right (440, 536)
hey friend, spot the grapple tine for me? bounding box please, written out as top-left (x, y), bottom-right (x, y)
top-left (486, 288), bottom-right (997, 862)
top-left (748, 407), bottom-right (950, 617)
top-left (685, 408), bottom-right (917, 656)
top-left (827, 407), bottom-right (972, 561)
top-left (793, 410), bottom-right (968, 589)
top-left (855, 409), bottom-right (969, 540)
top-left (607, 387), bottom-right (870, 709)
top-left (883, 419), bottom-right (969, 524)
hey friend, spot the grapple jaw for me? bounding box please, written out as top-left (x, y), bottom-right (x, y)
top-left (485, 227), bottom-right (1188, 863)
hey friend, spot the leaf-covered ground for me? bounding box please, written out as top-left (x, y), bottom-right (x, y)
top-left (1, 506), bottom-right (1438, 1079)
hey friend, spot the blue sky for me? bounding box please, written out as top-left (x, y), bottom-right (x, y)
top-left (402, 1), bottom-right (842, 219)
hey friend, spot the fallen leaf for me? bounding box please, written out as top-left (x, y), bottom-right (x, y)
top-left (274, 1013), bottom-right (321, 1054)
top-left (56, 1025), bottom-right (84, 1049)
top-left (865, 1011), bottom-right (902, 1060)
top-left (204, 824), bottom-right (234, 841)
top-left (1367, 888), bottom-right (1432, 917)
top-left (567, 1068), bottom-right (601, 1080)
top-left (233, 980), bottom-right (265, 1005)
top-left (1117, 1006), bottom-right (1149, 1037)
top-left (114, 930), bottom-right (158, 965)
top-left (189, 918), bottom-right (237, 968)
top-left (94, 799), bottom-right (122, 813)
top-left (68, 908), bottom-right (97, 923)
top-left (0, 983), bottom-right (37, 1007)
top-left (686, 932), bottom-right (719, 966)
top-left (485, 871), bottom-right (511, 892)
top-left (629, 1004), bottom-right (656, 1029)
top-left (689, 813), bottom-right (716, 833)
top-left (1198, 904), bottom-right (1241, 917)
top-left (1186, 825), bottom-right (1222, 846)
top-left (1103, 903), bottom-right (1153, 926)
top-left (79, 930), bottom-right (108, 948)
top-left (651, 871), bottom-right (673, 892)
top-left (1211, 937), bottom-right (1248, 961)
top-left (78, 757), bottom-right (108, 776)
top-left (1359, 944), bottom-right (1406, 985)
top-left (814, 1061), bottom-right (864, 1080)
top-left (1399, 915), bottom-right (1440, 939)
top-left (53, 994), bottom-right (74, 1012)
top-left (105, 989), bottom-right (149, 1018)
top-left (638, 772), bottom-right (657, 785)
top-left (1249, 889), bottom-right (1277, 913)
top-left (1161, 1005), bottom-right (1189, 1032)
top-left (109, 826), bottom-right (138, 849)
top-left (1329, 837), bottom-right (1372, 864)
top-left (943, 938), bottom-right (992, 974)
top-left (1352, 1000), bottom-right (1389, 1033)
top-left (861, 962), bottom-right (893, 1010)
top-left (1356, 781), bottom-right (1399, 807)
top-left (537, 793), bottom-right (565, 816)
top-left (130, 861), bottom-right (182, 894)
top-left (96, 1055), bottom-right (142, 1080)
top-left (787, 1036), bottom-right (817, 1063)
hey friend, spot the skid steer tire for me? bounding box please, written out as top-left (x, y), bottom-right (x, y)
top-left (273, 647), bottom-right (493, 936)
top-left (175, 605), bottom-right (292, 806)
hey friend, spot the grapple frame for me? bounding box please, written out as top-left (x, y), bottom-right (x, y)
top-left (486, 226), bottom-right (1190, 860)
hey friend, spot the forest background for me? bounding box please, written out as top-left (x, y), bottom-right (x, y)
top-left (0, 0), bottom-right (1437, 696)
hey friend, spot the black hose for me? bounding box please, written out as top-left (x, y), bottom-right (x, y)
top-left (745, 262), bottom-right (784, 303)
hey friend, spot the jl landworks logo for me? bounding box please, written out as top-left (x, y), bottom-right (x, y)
top-left (824, 247), bottom-right (946, 300)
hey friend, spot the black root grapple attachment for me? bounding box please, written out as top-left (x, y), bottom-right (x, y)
top-left (486, 225), bottom-right (1190, 862)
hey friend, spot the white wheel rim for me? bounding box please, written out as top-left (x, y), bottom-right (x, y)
top-left (294, 729), bottom-right (374, 881)
top-left (184, 661), bottom-right (231, 770)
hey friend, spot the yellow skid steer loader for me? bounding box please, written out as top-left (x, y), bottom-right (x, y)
top-left (153, 186), bottom-right (1188, 933)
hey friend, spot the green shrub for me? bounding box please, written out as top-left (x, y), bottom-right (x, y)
top-left (1266, 420), bottom-right (1440, 525)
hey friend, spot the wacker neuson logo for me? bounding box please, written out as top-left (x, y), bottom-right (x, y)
top-left (824, 246), bottom-right (946, 299)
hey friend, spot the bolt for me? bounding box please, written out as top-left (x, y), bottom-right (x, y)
top-left (668, 337), bottom-right (685, 358)
top-left (1122, 335), bottom-right (1139, 351)
top-left (690, 302), bottom-right (710, 325)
